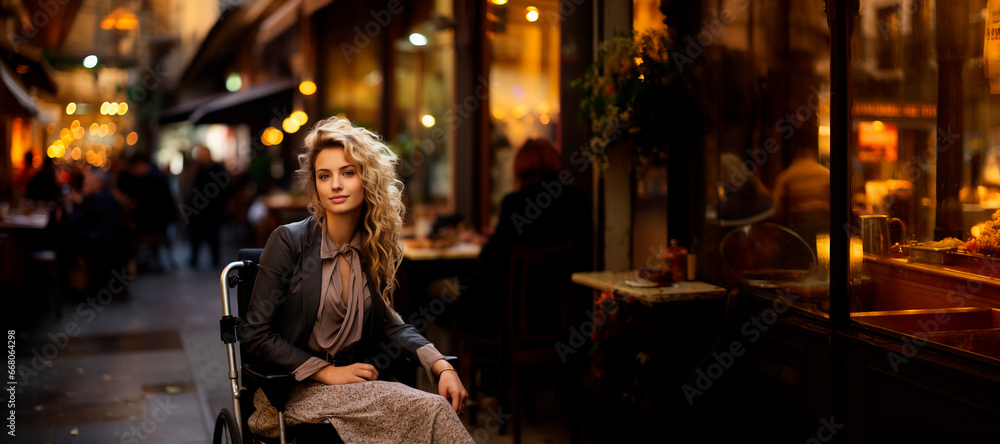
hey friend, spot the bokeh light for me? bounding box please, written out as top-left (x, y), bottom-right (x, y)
top-left (282, 117), bottom-right (301, 134)
top-left (525, 6), bottom-right (539, 22)
top-left (409, 33), bottom-right (428, 46)
top-left (299, 81), bottom-right (317, 95)
top-left (290, 111), bottom-right (308, 126)
top-left (226, 73), bottom-right (242, 92)
top-left (262, 127), bottom-right (284, 146)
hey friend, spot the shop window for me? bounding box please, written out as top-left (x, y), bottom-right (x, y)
top-left (697, 0), bottom-right (832, 314)
top-left (316, 2), bottom-right (386, 128)
top-left (393, 0), bottom-right (456, 211)
top-left (485, 0), bottom-right (561, 228)
top-left (849, 0), bottom-right (1000, 363)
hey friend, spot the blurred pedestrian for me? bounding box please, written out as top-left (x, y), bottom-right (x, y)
top-left (119, 153), bottom-right (178, 271)
top-left (185, 145), bottom-right (229, 268)
top-left (58, 169), bottom-right (127, 295)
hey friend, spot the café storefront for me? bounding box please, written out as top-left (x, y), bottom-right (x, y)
top-left (563, 0), bottom-right (1000, 441)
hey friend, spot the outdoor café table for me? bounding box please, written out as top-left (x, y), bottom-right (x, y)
top-left (402, 242), bottom-right (481, 261)
top-left (396, 241), bottom-right (481, 316)
top-left (569, 270), bottom-right (730, 434)
top-left (570, 270), bottom-right (727, 305)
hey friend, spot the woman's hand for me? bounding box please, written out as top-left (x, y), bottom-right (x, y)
top-left (433, 362), bottom-right (468, 414)
top-left (310, 363), bottom-right (379, 385)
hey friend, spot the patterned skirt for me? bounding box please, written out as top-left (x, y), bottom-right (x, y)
top-left (248, 380), bottom-right (475, 443)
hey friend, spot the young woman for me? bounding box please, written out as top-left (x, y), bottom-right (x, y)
top-left (242, 116), bottom-right (474, 442)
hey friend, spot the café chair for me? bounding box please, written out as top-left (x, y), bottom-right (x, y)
top-left (460, 242), bottom-right (577, 444)
top-left (213, 248), bottom-right (454, 444)
top-left (718, 222), bottom-right (817, 286)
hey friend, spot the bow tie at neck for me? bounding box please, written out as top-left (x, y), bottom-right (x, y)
top-left (321, 229), bottom-right (363, 261)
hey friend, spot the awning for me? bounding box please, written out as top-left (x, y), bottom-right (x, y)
top-left (157, 93), bottom-right (225, 125)
top-left (187, 79), bottom-right (296, 126)
top-left (177, 0), bottom-right (278, 88)
top-left (0, 60), bottom-right (38, 117)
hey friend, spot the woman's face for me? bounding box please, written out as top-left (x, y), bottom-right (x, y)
top-left (315, 146), bottom-right (365, 219)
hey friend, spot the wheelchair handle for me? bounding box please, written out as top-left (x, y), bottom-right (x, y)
top-left (219, 259), bottom-right (250, 439)
top-left (219, 260), bottom-right (251, 318)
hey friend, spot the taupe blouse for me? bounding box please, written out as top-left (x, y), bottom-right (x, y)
top-left (292, 227), bottom-right (447, 382)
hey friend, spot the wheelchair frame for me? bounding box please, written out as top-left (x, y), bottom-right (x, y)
top-left (212, 250), bottom-right (446, 444)
top-left (216, 255), bottom-right (318, 444)
top-left (216, 258), bottom-right (250, 444)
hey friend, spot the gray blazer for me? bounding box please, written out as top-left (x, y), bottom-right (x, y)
top-left (242, 216), bottom-right (430, 375)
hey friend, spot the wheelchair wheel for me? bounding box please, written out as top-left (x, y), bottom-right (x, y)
top-left (213, 408), bottom-right (242, 444)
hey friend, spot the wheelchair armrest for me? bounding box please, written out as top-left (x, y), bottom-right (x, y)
top-left (242, 363), bottom-right (295, 412)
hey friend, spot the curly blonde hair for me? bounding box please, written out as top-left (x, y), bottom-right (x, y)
top-left (297, 116), bottom-right (405, 309)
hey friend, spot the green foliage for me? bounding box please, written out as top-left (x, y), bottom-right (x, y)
top-left (571, 29), bottom-right (695, 169)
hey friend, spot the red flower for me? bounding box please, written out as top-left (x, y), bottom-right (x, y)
top-left (602, 83), bottom-right (616, 97)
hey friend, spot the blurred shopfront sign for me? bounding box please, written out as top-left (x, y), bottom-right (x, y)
top-left (852, 102), bottom-right (936, 120)
top-left (857, 121), bottom-right (898, 163)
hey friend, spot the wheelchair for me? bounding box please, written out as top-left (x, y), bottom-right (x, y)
top-left (212, 248), bottom-right (450, 444)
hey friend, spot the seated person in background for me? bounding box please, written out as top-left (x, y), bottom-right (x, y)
top-left (446, 137), bottom-right (591, 411)
top-left (465, 137), bottom-right (591, 310)
top-left (718, 152), bottom-right (774, 225)
top-left (241, 116), bottom-right (473, 443)
top-left (771, 145), bottom-right (830, 247)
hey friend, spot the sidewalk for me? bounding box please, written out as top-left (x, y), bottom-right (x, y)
top-left (12, 238), bottom-right (235, 444)
top-left (10, 234), bottom-right (584, 444)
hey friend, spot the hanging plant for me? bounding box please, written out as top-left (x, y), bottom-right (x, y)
top-left (571, 29), bottom-right (696, 169)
